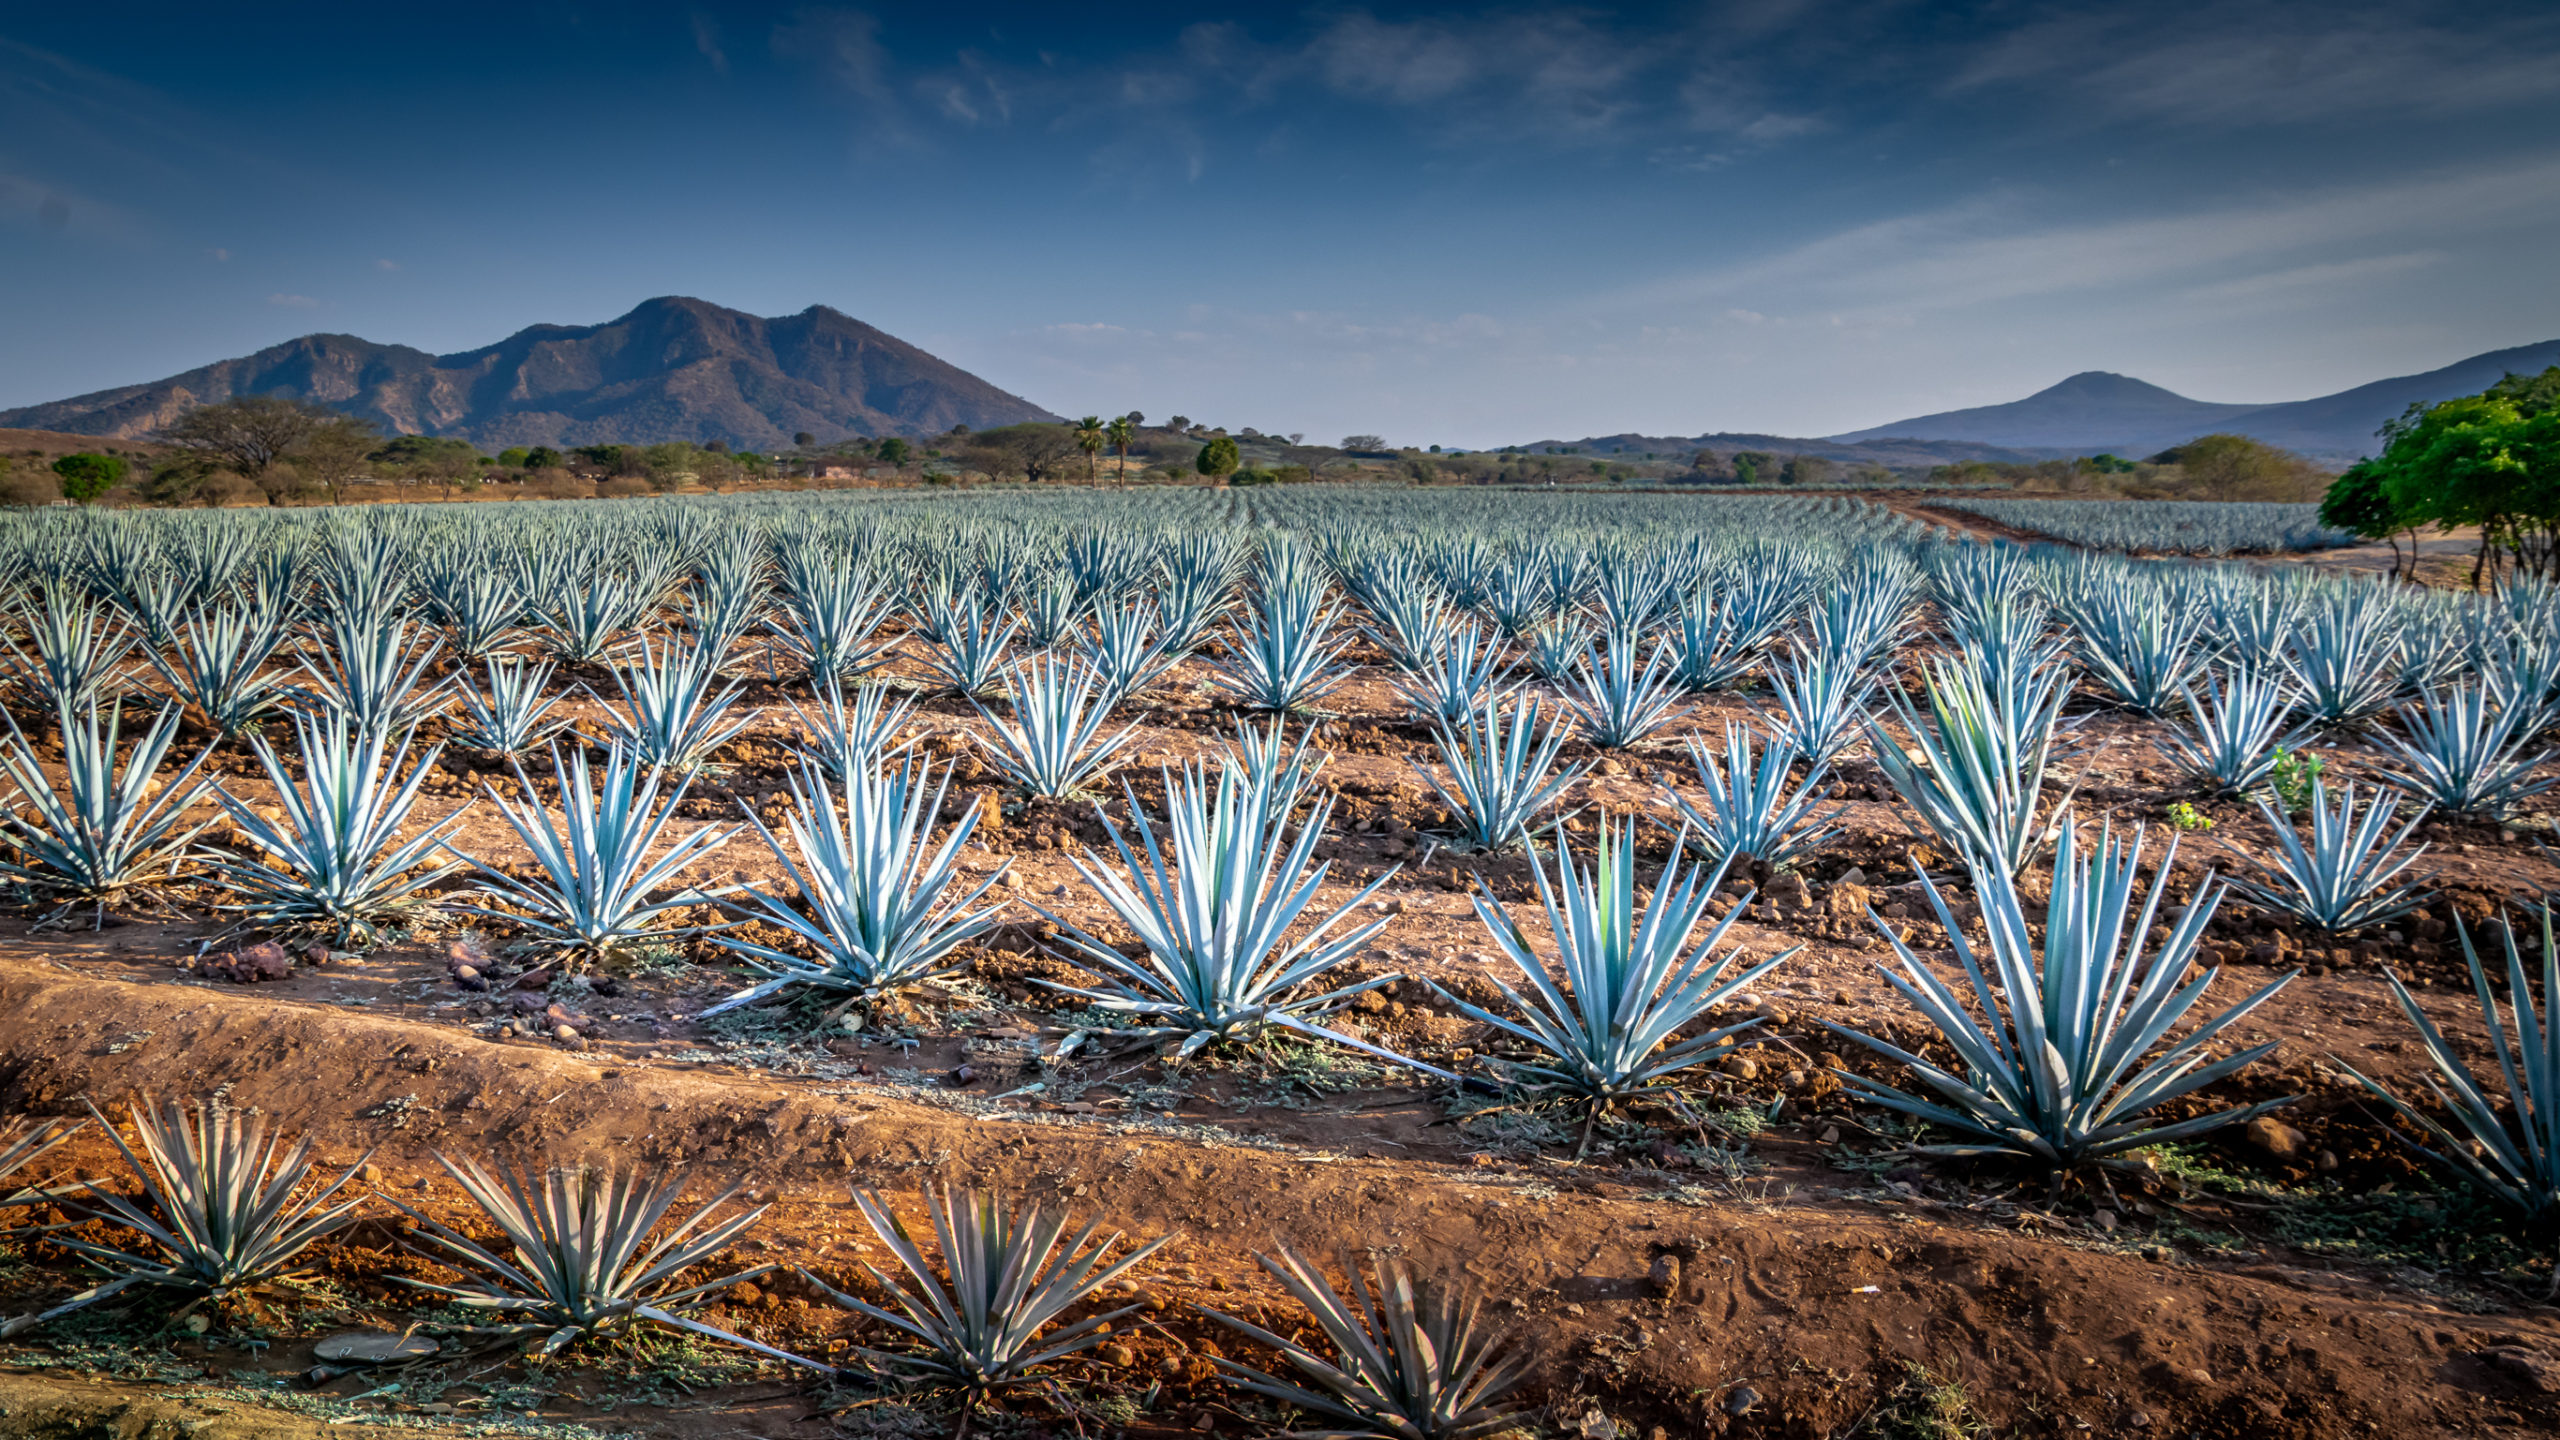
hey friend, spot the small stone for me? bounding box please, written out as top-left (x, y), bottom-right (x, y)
top-left (1647, 1250), bottom-right (1681, 1298)
top-left (2315, 1149), bottom-right (2339, 1173)
top-left (1836, 866), bottom-right (1867, 887)
top-left (453, 964), bottom-right (480, 982)
top-left (2127, 1409), bottom-right (2155, 1428)
top-left (1159, 1356), bottom-right (1186, 1380)
top-left (2244, 1116), bottom-right (2308, 1162)
top-left (1723, 1385), bottom-right (1760, 1417)
top-left (729, 1281), bottom-right (763, 1307)
top-left (1721, 1055), bottom-right (1759, 1082)
top-left (1100, 1342), bottom-right (1135, 1367)
top-left (200, 941), bottom-right (293, 984)
top-left (552, 1025), bottom-right (579, 1042)
top-left (360, 1163), bottom-right (382, 1186)
top-left (2092, 1208), bottom-right (2119, 1232)
top-left (1207, 1274), bottom-right (1230, 1291)
top-left (1819, 1125), bottom-right (1841, 1145)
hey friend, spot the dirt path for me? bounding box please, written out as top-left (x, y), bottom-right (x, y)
top-left (3, 956), bottom-right (2558, 1439)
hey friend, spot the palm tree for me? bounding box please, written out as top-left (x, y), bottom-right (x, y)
top-left (1073, 417), bottom-right (1105, 483)
top-left (1105, 416), bottom-right (1135, 482)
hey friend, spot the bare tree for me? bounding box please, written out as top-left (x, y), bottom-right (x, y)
top-left (288, 415), bottom-right (383, 506)
top-left (156, 395), bottom-right (346, 476)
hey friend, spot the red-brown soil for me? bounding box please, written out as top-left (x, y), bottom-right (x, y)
top-left (2, 637), bottom-right (2558, 1438)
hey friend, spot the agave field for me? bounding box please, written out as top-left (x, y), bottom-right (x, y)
top-left (1929, 497), bottom-right (2357, 555)
top-left (0, 486), bottom-right (2555, 1439)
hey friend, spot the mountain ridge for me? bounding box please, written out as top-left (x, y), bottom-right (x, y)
top-left (0, 297), bottom-right (1059, 448)
top-left (1825, 338), bottom-right (2560, 463)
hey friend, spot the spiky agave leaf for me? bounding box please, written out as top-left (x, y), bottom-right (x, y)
top-left (1435, 816), bottom-right (1791, 1111)
top-left (1414, 692), bottom-right (1584, 853)
top-left (1075, 599), bottom-right (1178, 709)
top-left (452, 656), bottom-right (573, 757)
top-left (1661, 723), bottom-right (1842, 873)
top-left (0, 1097), bottom-right (366, 1337)
top-left (2228, 779), bottom-right (2431, 936)
top-left (1821, 818), bottom-right (2298, 1165)
top-left (1037, 757), bottom-right (1430, 1069)
top-left (1222, 715), bottom-right (1327, 826)
top-left (2283, 590), bottom-right (2402, 729)
top-left (0, 696), bottom-right (218, 922)
top-left (0, 1116), bottom-right (86, 1214)
top-left (1754, 648), bottom-right (1880, 770)
top-left (704, 752), bottom-right (1006, 1013)
top-left (972, 653), bottom-right (1142, 798)
top-left (2156, 665), bottom-right (2306, 798)
top-left (785, 673), bottom-right (917, 780)
top-left (919, 586), bottom-right (1021, 699)
top-left (810, 1188), bottom-right (1171, 1399)
top-left (766, 558), bottom-right (896, 683)
top-left (2065, 585), bottom-right (2210, 716)
top-left (591, 630), bottom-right (755, 773)
top-left (1867, 656), bottom-right (2078, 880)
top-left (1213, 577), bottom-right (1355, 714)
top-left (3, 583), bottom-right (137, 712)
top-left (1198, 1247), bottom-right (1530, 1440)
top-left (385, 1157), bottom-right (822, 1367)
top-left (145, 602), bottom-right (291, 736)
top-left (206, 713), bottom-right (470, 948)
top-left (2335, 906), bottom-right (2560, 1225)
top-left (1561, 630), bottom-right (1687, 750)
top-left (295, 605), bottom-right (451, 736)
top-left (451, 742), bottom-right (737, 966)
top-left (2372, 683), bottom-right (2556, 819)
top-left (1390, 621), bottom-right (1511, 730)
top-left (538, 572), bottom-right (652, 665)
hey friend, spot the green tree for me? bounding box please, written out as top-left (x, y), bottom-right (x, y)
top-left (1105, 415), bottom-right (1136, 481)
top-left (1072, 416), bottom-right (1106, 482)
top-left (497, 447), bottom-right (532, 469)
top-left (2317, 460), bottom-right (2422, 577)
top-left (523, 446), bottom-right (563, 471)
top-left (876, 436), bottom-right (911, 467)
top-left (50, 453), bottom-right (126, 504)
top-left (2340, 368), bottom-right (2560, 587)
top-left (794, 431), bottom-right (816, 448)
top-left (2152, 433), bottom-right (2320, 501)
top-left (1196, 435), bottom-right (1240, 478)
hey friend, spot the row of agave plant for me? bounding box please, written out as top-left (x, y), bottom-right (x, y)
top-left (15, 670), bottom-right (2557, 1270)
top-left (0, 1099), bottom-right (1527, 1438)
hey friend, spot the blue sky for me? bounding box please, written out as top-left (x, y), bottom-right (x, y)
top-left (5, 1), bottom-right (2558, 446)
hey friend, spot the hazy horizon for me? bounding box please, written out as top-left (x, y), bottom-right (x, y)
top-left (6, 1), bottom-right (2557, 449)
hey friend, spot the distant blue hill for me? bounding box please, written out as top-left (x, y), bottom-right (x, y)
top-left (1827, 338), bottom-right (2560, 464)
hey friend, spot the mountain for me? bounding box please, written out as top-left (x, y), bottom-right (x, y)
top-left (1828, 338), bottom-right (2560, 464)
top-left (0, 297), bottom-right (1059, 448)
top-left (1497, 432), bottom-right (2051, 468)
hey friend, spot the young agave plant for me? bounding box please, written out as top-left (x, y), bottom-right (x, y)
top-left (2156, 666), bottom-right (2305, 798)
top-left (207, 713), bottom-right (470, 947)
top-left (2229, 780), bottom-right (2431, 936)
top-left (1562, 629), bottom-right (1687, 750)
top-left (784, 674), bottom-right (917, 780)
top-left (3, 584), bottom-right (137, 711)
top-left (1662, 724), bottom-right (1842, 873)
top-left (1017, 569), bottom-right (1086, 652)
top-left (1415, 692), bottom-right (1584, 852)
top-left (973, 654), bottom-right (1143, 798)
top-left (768, 563), bottom-right (897, 683)
top-left (2067, 587), bottom-right (2210, 716)
top-left (296, 606), bottom-right (451, 736)
top-left (1524, 616), bottom-right (1592, 683)
top-left (1214, 580), bottom-right (1354, 713)
top-left (2373, 684), bottom-right (2556, 818)
top-left (0, 698), bottom-right (217, 927)
top-left (425, 565), bottom-right (528, 662)
top-left (452, 657), bottom-right (573, 757)
top-left (1198, 1248), bottom-right (1530, 1440)
top-left (706, 753), bottom-right (1006, 1013)
top-left (538, 572), bottom-right (652, 665)
top-left (452, 743), bottom-right (736, 967)
top-left (593, 631), bottom-right (754, 774)
top-left (2336, 907), bottom-right (2560, 1272)
top-left (1037, 757), bottom-right (1420, 1065)
top-left (1867, 657), bottom-right (2078, 880)
top-left (809, 1188), bottom-right (1171, 1414)
top-left (920, 588), bottom-right (1022, 699)
top-left (1822, 819), bottom-right (2297, 1166)
top-left (387, 1157), bottom-right (820, 1367)
top-left (1077, 599), bottom-right (1178, 708)
top-left (1223, 716), bottom-right (1326, 825)
top-left (2283, 591), bottom-right (2403, 729)
top-left (1392, 621), bottom-right (1512, 729)
top-left (146, 603), bottom-right (291, 736)
top-left (1361, 581), bottom-right (1456, 672)
top-left (1433, 817), bottom-right (1792, 1151)
top-left (1756, 649), bottom-right (1880, 770)
top-left (0, 1097), bottom-right (366, 1337)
